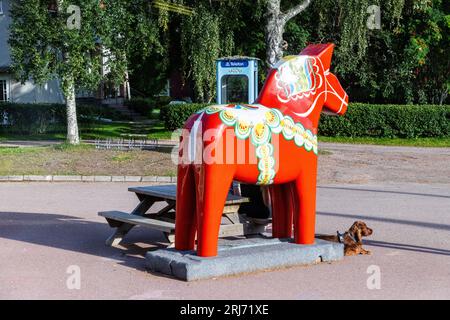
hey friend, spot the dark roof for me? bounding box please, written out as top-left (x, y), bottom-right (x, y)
top-left (0, 65), bottom-right (11, 73)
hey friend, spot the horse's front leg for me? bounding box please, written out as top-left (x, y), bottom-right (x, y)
top-left (293, 159), bottom-right (318, 244)
top-left (195, 164), bottom-right (235, 257)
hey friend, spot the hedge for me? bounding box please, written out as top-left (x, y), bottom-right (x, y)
top-left (161, 102), bottom-right (450, 138)
top-left (319, 103), bottom-right (450, 138)
top-left (0, 102), bottom-right (124, 135)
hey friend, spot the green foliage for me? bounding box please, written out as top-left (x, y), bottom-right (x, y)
top-left (154, 96), bottom-right (174, 109)
top-left (0, 103), bottom-right (65, 135)
top-left (161, 103), bottom-right (209, 130)
top-left (177, 0), bottom-right (265, 102)
top-left (296, 0), bottom-right (449, 104)
top-left (319, 103), bottom-right (450, 138)
top-left (124, 96), bottom-right (173, 116)
top-left (180, 5), bottom-right (221, 102)
top-left (161, 102), bottom-right (449, 138)
top-left (0, 102), bottom-right (124, 135)
top-left (124, 97), bottom-right (155, 115)
top-left (10, 1), bottom-right (445, 107)
top-left (9, 0), bottom-right (161, 96)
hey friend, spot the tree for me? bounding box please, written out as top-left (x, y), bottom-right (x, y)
top-left (265, 0), bottom-right (312, 67)
top-left (135, 0), bottom-right (448, 105)
top-left (176, 0), bottom-right (314, 101)
top-left (9, 0), bottom-right (159, 144)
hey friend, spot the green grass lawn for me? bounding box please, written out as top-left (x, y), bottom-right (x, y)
top-left (0, 120), bottom-right (175, 142)
top-left (80, 121), bottom-right (175, 140)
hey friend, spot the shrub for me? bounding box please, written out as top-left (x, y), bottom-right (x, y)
top-left (161, 102), bottom-right (450, 138)
top-left (153, 96), bottom-right (173, 109)
top-left (0, 103), bottom-right (66, 135)
top-left (124, 97), bottom-right (154, 116)
top-left (161, 103), bottom-right (210, 131)
top-left (77, 104), bottom-right (126, 122)
top-left (0, 102), bottom-right (126, 135)
top-left (319, 103), bottom-right (450, 138)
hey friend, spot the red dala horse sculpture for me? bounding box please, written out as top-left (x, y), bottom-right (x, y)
top-left (175, 43), bottom-right (348, 257)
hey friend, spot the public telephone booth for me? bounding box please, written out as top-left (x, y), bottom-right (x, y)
top-left (216, 57), bottom-right (259, 104)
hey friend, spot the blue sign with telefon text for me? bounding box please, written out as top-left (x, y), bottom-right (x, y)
top-left (220, 60), bottom-right (249, 68)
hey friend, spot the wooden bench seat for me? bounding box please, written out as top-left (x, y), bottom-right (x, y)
top-left (99, 211), bottom-right (175, 233)
top-left (99, 184), bottom-right (268, 247)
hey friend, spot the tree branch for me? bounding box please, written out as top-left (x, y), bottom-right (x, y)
top-left (282, 0), bottom-right (312, 23)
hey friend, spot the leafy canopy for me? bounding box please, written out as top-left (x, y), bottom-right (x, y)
top-left (9, 0), bottom-right (160, 96)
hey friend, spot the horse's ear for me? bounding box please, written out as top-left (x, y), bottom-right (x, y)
top-left (300, 43), bottom-right (335, 71)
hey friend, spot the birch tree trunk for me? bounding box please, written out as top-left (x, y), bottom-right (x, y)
top-left (58, 1), bottom-right (79, 145)
top-left (65, 77), bottom-right (80, 145)
top-left (266, 0), bottom-right (284, 68)
top-left (266, 0), bottom-right (312, 68)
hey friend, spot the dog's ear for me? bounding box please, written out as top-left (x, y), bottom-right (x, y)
top-left (354, 229), bottom-right (362, 243)
top-left (349, 221), bottom-right (363, 243)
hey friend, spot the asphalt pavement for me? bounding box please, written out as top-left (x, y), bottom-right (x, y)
top-left (1, 181), bottom-right (449, 299)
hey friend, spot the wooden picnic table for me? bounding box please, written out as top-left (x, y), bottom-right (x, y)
top-left (99, 184), bottom-right (269, 247)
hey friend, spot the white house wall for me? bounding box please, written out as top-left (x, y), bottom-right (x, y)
top-left (0, 0), bottom-right (65, 104)
top-left (10, 77), bottom-right (64, 104)
top-left (0, 0), bottom-right (12, 67)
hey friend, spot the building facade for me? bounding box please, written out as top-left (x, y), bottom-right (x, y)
top-left (0, 0), bottom-right (130, 105)
top-left (0, 0), bottom-right (65, 104)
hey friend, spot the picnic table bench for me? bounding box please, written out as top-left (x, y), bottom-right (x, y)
top-left (99, 184), bottom-right (269, 247)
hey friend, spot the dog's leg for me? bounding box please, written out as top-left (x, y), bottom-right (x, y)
top-left (344, 245), bottom-right (359, 256)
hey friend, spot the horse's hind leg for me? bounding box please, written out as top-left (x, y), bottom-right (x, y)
top-left (269, 183), bottom-right (296, 238)
top-left (174, 164), bottom-right (197, 251)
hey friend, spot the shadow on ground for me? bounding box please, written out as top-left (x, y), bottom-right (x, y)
top-left (1, 207), bottom-right (449, 276)
top-left (364, 239), bottom-right (450, 256)
top-left (0, 211), bottom-right (170, 271)
top-left (318, 186), bottom-right (450, 199)
top-left (317, 211), bottom-right (450, 232)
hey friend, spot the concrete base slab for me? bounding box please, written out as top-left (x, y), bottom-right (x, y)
top-left (145, 238), bottom-right (344, 281)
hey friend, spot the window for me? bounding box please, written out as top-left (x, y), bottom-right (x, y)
top-left (221, 75), bottom-right (249, 104)
top-left (0, 80), bottom-right (8, 102)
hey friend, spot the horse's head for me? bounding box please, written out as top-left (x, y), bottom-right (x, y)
top-left (257, 43), bottom-right (348, 127)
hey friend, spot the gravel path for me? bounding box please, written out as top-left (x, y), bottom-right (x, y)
top-left (318, 143), bottom-right (450, 185)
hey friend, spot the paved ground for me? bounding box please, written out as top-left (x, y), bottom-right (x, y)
top-left (1, 180), bottom-right (449, 299)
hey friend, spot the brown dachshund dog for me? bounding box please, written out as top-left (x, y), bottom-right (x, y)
top-left (317, 221), bottom-right (373, 256)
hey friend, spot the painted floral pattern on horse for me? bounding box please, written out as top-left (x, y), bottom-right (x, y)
top-left (274, 56), bottom-right (321, 103)
top-left (200, 104), bottom-right (318, 185)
